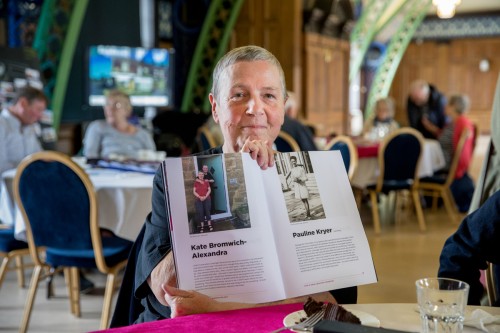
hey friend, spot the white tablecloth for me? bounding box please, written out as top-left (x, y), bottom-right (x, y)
top-left (346, 303), bottom-right (500, 332)
top-left (351, 139), bottom-right (446, 188)
top-left (0, 167), bottom-right (154, 241)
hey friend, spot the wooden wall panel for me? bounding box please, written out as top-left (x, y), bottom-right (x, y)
top-left (390, 37), bottom-right (500, 134)
top-left (230, 0), bottom-right (301, 95)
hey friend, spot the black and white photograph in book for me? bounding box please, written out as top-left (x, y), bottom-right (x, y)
top-left (182, 154), bottom-right (251, 235)
top-left (276, 152), bottom-right (326, 223)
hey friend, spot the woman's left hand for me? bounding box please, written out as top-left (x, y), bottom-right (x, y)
top-left (162, 284), bottom-right (222, 317)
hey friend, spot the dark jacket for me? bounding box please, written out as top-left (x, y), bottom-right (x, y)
top-left (407, 84), bottom-right (447, 139)
top-left (438, 190), bottom-right (500, 305)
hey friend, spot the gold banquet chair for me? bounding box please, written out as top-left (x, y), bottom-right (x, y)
top-left (0, 225), bottom-right (32, 290)
top-left (366, 128), bottom-right (426, 234)
top-left (324, 135), bottom-right (358, 181)
top-left (418, 128), bottom-right (471, 223)
top-left (485, 262), bottom-right (499, 306)
top-left (13, 151), bottom-right (133, 332)
top-left (275, 131), bottom-right (301, 152)
top-left (196, 125), bottom-right (218, 151)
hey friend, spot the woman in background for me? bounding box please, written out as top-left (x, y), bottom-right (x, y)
top-left (423, 94), bottom-right (475, 212)
top-left (83, 90), bottom-right (156, 159)
top-left (363, 97), bottom-right (399, 140)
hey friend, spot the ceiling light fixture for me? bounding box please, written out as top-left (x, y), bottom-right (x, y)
top-left (433, 0), bottom-right (461, 19)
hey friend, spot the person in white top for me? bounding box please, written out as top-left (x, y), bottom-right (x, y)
top-left (0, 86), bottom-right (47, 175)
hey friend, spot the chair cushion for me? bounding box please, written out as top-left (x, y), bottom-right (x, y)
top-left (367, 180), bottom-right (414, 194)
top-left (0, 228), bottom-right (28, 252)
top-left (46, 236), bottom-right (133, 268)
top-left (420, 174), bottom-right (447, 184)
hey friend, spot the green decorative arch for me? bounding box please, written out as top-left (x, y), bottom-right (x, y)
top-left (364, 0), bottom-right (432, 119)
top-left (349, 0), bottom-right (393, 82)
top-left (180, 0), bottom-right (245, 113)
top-left (32, 0), bottom-right (89, 131)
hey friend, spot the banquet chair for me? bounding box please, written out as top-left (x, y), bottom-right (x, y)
top-left (418, 128), bottom-right (471, 223)
top-left (324, 135), bottom-right (358, 181)
top-left (485, 262), bottom-right (500, 307)
top-left (0, 226), bottom-right (31, 289)
top-left (13, 151), bottom-right (133, 332)
top-left (275, 131), bottom-right (300, 152)
top-left (366, 128), bottom-right (426, 234)
top-left (196, 125), bottom-right (218, 151)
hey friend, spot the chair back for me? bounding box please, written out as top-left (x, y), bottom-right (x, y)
top-left (197, 126), bottom-right (217, 151)
top-left (486, 262), bottom-right (500, 306)
top-left (13, 151), bottom-right (106, 271)
top-left (376, 128), bottom-right (424, 191)
top-left (275, 131), bottom-right (300, 152)
top-left (443, 127), bottom-right (471, 187)
top-left (324, 135), bottom-right (358, 180)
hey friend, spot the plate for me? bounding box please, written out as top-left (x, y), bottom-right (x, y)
top-left (283, 307), bottom-right (380, 330)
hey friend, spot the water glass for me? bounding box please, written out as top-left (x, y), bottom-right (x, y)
top-left (416, 278), bottom-right (470, 333)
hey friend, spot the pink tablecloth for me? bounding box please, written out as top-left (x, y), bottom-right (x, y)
top-left (90, 303), bottom-right (303, 333)
top-left (356, 143), bottom-right (380, 158)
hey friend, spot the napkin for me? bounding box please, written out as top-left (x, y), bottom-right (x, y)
top-left (464, 309), bottom-right (500, 333)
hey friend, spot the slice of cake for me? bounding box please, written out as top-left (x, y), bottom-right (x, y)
top-left (323, 303), bottom-right (361, 324)
top-left (303, 297), bottom-right (361, 324)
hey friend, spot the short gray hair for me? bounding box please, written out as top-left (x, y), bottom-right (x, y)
top-left (449, 94), bottom-right (470, 114)
top-left (211, 45), bottom-right (286, 100)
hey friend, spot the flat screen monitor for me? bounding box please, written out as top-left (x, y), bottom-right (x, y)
top-left (88, 45), bottom-right (174, 107)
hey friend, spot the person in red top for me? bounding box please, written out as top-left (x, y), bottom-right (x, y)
top-left (194, 170), bottom-right (212, 232)
top-left (423, 94), bottom-right (475, 212)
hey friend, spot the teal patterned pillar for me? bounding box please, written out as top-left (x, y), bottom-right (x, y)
top-left (180, 0), bottom-right (244, 114)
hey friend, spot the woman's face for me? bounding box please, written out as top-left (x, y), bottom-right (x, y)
top-left (104, 96), bottom-right (131, 126)
top-left (209, 60), bottom-right (285, 152)
top-left (197, 172), bottom-right (204, 180)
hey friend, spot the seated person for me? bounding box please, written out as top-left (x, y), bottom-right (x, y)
top-left (362, 97), bottom-right (399, 140)
top-left (0, 86), bottom-right (47, 175)
top-left (438, 189), bottom-right (500, 306)
top-left (281, 91), bottom-right (317, 151)
top-left (423, 94), bottom-right (475, 213)
top-left (82, 90), bottom-right (156, 159)
top-left (132, 45), bottom-right (340, 323)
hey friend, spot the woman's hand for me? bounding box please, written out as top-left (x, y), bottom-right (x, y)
top-left (240, 138), bottom-right (275, 170)
top-left (162, 284), bottom-right (224, 317)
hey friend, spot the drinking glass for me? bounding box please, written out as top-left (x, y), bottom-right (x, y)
top-left (416, 278), bottom-right (470, 333)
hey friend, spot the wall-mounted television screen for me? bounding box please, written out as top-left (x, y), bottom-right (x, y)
top-left (88, 45), bottom-right (174, 107)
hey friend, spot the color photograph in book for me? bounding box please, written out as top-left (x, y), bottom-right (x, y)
top-left (181, 154), bottom-right (252, 235)
top-left (276, 151), bottom-right (326, 223)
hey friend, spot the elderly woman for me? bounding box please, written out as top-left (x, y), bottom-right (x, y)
top-left (130, 45), bottom-right (338, 324)
top-left (83, 90), bottom-right (156, 159)
top-left (423, 94), bottom-right (475, 212)
top-left (363, 97), bottom-right (399, 140)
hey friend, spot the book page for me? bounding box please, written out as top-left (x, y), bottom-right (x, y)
top-left (163, 153), bottom-right (286, 303)
top-left (267, 150), bottom-right (377, 298)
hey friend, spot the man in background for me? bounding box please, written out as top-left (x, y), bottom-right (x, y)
top-left (0, 86), bottom-right (48, 175)
top-left (0, 86), bottom-right (93, 293)
top-left (407, 79), bottom-right (447, 139)
top-left (281, 91), bottom-right (317, 151)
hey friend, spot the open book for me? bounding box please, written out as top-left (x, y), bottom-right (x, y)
top-left (162, 151), bottom-right (377, 303)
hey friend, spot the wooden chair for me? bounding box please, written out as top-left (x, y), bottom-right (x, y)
top-left (13, 151), bottom-right (133, 331)
top-left (366, 128), bottom-right (426, 234)
top-left (485, 262), bottom-right (499, 306)
top-left (196, 126), bottom-right (218, 151)
top-left (419, 128), bottom-right (471, 223)
top-left (275, 131), bottom-right (300, 152)
top-left (324, 135), bottom-right (358, 181)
